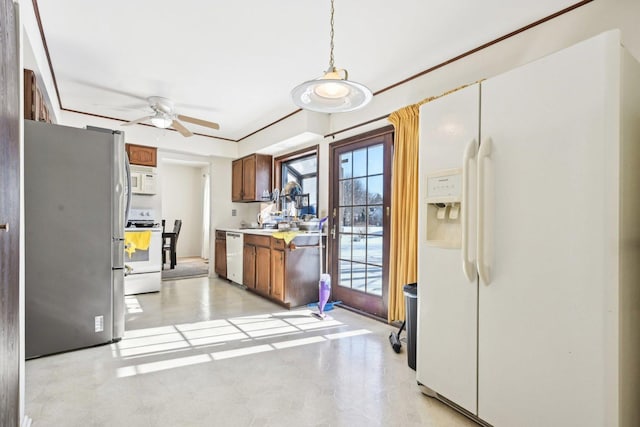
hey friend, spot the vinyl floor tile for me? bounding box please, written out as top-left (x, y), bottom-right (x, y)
top-left (25, 277), bottom-right (476, 427)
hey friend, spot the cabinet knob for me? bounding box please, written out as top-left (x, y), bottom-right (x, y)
top-left (0, 223), bottom-right (8, 232)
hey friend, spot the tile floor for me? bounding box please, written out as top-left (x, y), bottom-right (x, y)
top-left (25, 276), bottom-right (476, 427)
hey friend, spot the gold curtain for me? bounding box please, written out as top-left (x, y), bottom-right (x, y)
top-left (387, 104), bottom-right (422, 322)
top-left (386, 84), bottom-right (474, 322)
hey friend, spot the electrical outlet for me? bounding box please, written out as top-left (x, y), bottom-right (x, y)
top-left (95, 315), bottom-right (104, 332)
top-left (232, 209), bottom-right (237, 216)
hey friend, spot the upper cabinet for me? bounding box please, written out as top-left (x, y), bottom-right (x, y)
top-left (24, 69), bottom-right (53, 123)
top-left (232, 153), bottom-right (272, 202)
top-left (126, 143), bottom-right (157, 167)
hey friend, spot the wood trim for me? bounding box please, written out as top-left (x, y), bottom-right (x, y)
top-left (31, 0), bottom-right (592, 143)
top-left (61, 108), bottom-right (238, 142)
top-left (329, 125), bottom-right (395, 149)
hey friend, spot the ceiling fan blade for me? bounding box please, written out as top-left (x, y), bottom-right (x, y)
top-left (177, 114), bottom-right (220, 130)
top-left (122, 116), bottom-right (153, 126)
top-left (172, 119), bottom-right (193, 137)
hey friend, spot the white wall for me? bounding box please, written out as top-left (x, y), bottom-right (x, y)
top-left (161, 163), bottom-right (204, 258)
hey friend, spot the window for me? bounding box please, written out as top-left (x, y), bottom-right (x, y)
top-left (274, 146), bottom-right (319, 217)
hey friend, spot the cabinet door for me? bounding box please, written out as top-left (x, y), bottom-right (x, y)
top-left (214, 238), bottom-right (227, 278)
top-left (126, 144), bottom-right (157, 167)
top-left (270, 249), bottom-right (284, 302)
top-left (243, 244), bottom-right (256, 288)
top-left (232, 159), bottom-right (243, 202)
top-left (254, 154), bottom-right (272, 200)
top-left (255, 246), bottom-right (270, 295)
top-left (242, 156), bottom-right (256, 201)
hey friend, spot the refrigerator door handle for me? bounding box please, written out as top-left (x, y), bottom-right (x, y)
top-left (477, 137), bottom-right (492, 285)
top-left (462, 138), bottom-right (478, 282)
top-left (124, 152), bottom-right (132, 223)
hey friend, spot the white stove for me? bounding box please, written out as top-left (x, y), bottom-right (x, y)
top-left (124, 209), bottom-right (162, 295)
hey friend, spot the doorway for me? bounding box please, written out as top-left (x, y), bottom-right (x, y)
top-left (329, 127), bottom-right (393, 319)
top-left (160, 159), bottom-right (210, 279)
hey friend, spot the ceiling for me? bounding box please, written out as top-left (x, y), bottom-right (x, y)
top-left (35, 0), bottom-right (584, 142)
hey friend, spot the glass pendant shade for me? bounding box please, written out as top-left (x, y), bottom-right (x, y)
top-left (291, 70), bottom-right (373, 113)
top-left (150, 114), bottom-right (172, 129)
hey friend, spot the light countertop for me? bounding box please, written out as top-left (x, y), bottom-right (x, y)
top-left (217, 228), bottom-right (324, 236)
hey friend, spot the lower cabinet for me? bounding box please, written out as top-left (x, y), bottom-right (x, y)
top-left (242, 233), bottom-right (322, 308)
top-left (242, 244), bottom-right (255, 288)
top-left (255, 246), bottom-right (271, 295)
top-left (215, 231), bottom-right (227, 278)
top-left (270, 249), bottom-right (284, 301)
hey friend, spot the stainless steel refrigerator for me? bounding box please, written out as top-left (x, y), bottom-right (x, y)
top-left (25, 120), bottom-right (129, 359)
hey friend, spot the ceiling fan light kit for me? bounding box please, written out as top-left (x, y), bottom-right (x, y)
top-left (291, 0), bottom-right (372, 113)
top-left (150, 114), bottom-right (172, 129)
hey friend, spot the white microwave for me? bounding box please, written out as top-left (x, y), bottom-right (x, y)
top-left (130, 165), bottom-right (157, 195)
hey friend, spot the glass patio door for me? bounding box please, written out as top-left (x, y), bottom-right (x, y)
top-left (329, 127), bottom-right (393, 319)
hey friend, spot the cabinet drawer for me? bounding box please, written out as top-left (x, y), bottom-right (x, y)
top-left (271, 238), bottom-right (286, 250)
top-left (245, 234), bottom-right (271, 247)
top-left (215, 230), bottom-right (227, 240)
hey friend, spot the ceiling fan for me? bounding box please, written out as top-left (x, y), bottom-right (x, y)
top-left (122, 96), bottom-right (220, 137)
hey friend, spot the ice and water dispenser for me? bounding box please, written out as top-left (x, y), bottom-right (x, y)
top-left (425, 169), bottom-right (463, 248)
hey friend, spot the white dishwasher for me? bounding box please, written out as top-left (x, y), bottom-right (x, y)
top-left (225, 232), bottom-right (244, 284)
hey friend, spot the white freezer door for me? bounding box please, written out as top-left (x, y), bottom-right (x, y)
top-left (477, 31), bottom-right (620, 426)
top-left (417, 84), bottom-right (480, 414)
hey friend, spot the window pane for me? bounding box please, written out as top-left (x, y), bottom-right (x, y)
top-left (353, 148), bottom-right (367, 178)
top-left (352, 262), bottom-right (366, 292)
top-left (367, 206), bottom-right (383, 231)
top-left (339, 207), bottom-right (352, 232)
top-left (352, 232), bottom-right (366, 263)
top-left (366, 265), bottom-right (383, 296)
top-left (339, 234), bottom-right (352, 261)
top-left (368, 144), bottom-right (384, 175)
top-left (353, 178), bottom-right (367, 205)
top-left (339, 260), bottom-right (352, 288)
top-left (339, 180), bottom-right (352, 207)
top-left (367, 175), bottom-right (383, 205)
top-left (339, 152), bottom-right (352, 179)
top-left (366, 233), bottom-right (383, 265)
top-left (353, 206), bottom-right (367, 229)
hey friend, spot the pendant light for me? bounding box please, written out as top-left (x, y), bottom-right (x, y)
top-left (291, 0), bottom-right (372, 113)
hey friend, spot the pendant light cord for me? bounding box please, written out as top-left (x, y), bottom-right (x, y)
top-left (328, 0), bottom-right (335, 72)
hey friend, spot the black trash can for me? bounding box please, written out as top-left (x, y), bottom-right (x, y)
top-left (403, 283), bottom-right (418, 370)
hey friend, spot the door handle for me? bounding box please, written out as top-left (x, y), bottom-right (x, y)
top-left (462, 139), bottom-right (478, 282)
top-left (330, 224), bottom-right (336, 240)
top-left (477, 138), bottom-right (492, 285)
top-left (0, 223), bottom-right (8, 232)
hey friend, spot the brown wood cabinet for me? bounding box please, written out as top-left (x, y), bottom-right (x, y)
top-left (242, 232), bottom-right (322, 308)
top-left (231, 154), bottom-right (272, 202)
top-left (214, 231), bottom-right (227, 278)
top-left (126, 143), bottom-right (157, 167)
top-left (24, 69), bottom-right (53, 123)
top-left (242, 244), bottom-right (255, 289)
top-left (243, 234), bottom-right (270, 294)
top-left (232, 159), bottom-right (244, 201)
top-left (256, 246), bottom-right (271, 295)
top-left (270, 248), bottom-right (285, 301)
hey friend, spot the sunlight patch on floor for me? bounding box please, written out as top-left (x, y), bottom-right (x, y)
top-left (115, 309), bottom-right (369, 378)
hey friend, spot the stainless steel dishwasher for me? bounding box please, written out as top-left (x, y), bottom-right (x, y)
top-left (225, 232), bottom-right (244, 284)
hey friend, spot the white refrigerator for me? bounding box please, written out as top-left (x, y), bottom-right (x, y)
top-left (416, 30), bottom-right (640, 427)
